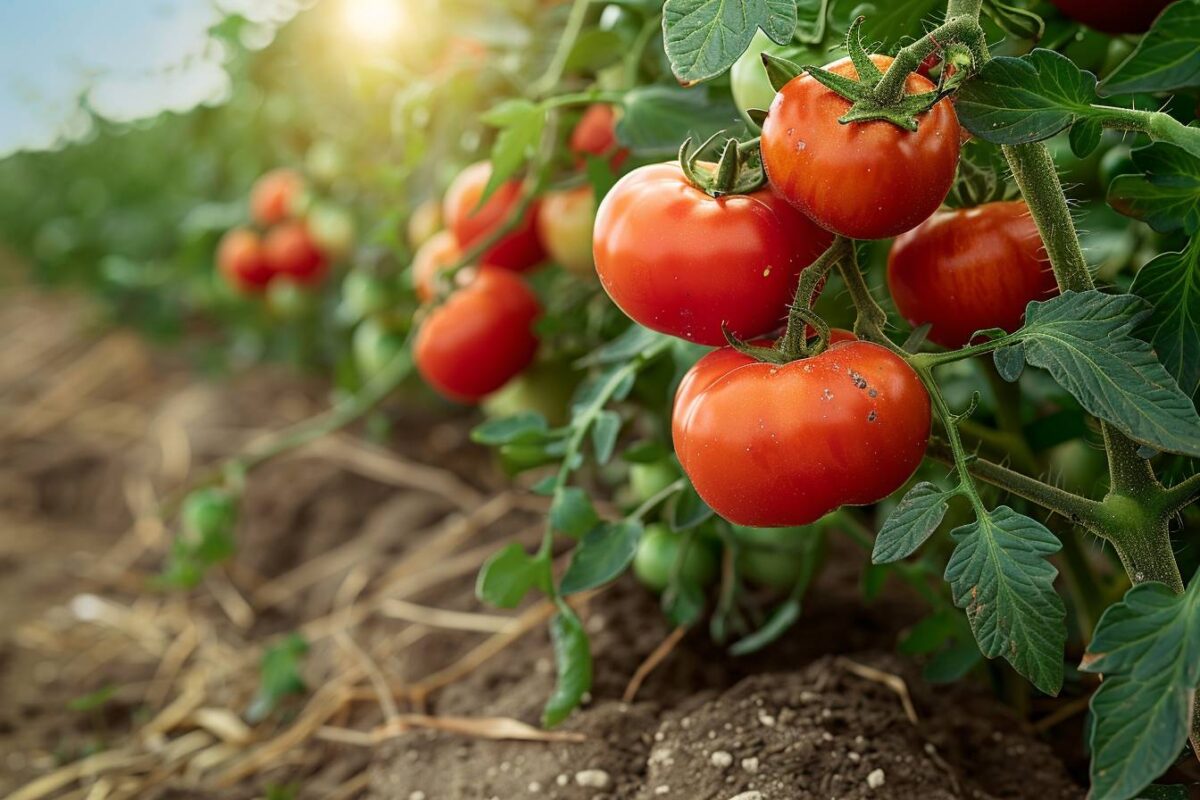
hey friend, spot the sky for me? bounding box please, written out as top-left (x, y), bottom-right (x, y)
top-left (0, 0), bottom-right (311, 158)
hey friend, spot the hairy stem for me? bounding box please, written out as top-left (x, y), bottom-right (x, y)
top-left (777, 236), bottom-right (848, 359)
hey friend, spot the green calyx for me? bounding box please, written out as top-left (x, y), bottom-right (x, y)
top-left (678, 132), bottom-right (766, 197)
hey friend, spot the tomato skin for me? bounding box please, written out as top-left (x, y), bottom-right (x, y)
top-left (412, 230), bottom-right (463, 302)
top-left (887, 200), bottom-right (1058, 348)
top-left (263, 221), bottom-right (329, 285)
top-left (414, 267), bottom-right (540, 402)
top-left (217, 227), bottom-right (273, 293)
top-left (593, 163), bottom-right (833, 345)
top-left (673, 340), bottom-right (930, 527)
top-left (761, 55), bottom-right (961, 240)
top-left (1047, 0), bottom-right (1171, 33)
top-left (250, 168), bottom-right (306, 226)
top-left (570, 104), bottom-right (628, 169)
top-left (444, 162), bottom-right (545, 272)
top-left (537, 186), bottom-right (596, 275)
top-left (633, 524), bottom-right (719, 593)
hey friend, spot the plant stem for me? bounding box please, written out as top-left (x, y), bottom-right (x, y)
top-left (872, 13), bottom-right (986, 105)
top-left (1156, 472), bottom-right (1200, 516)
top-left (832, 244), bottom-right (896, 348)
top-left (777, 236), bottom-right (849, 359)
top-left (622, 12), bottom-right (662, 88)
top-left (531, 0), bottom-right (593, 97)
top-left (1094, 105), bottom-right (1200, 154)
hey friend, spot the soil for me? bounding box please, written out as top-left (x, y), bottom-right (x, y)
top-left (0, 289), bottom-right (1092, 799)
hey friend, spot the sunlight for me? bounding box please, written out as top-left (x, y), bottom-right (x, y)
top-left (340, 0), bottom-right (406, 46)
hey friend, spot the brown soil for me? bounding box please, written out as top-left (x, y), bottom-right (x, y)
top-left (0, 290), bottom-right (1088, 799)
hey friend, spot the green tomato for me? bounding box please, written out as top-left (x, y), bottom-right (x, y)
top-left (730, 31), bottom-right (830, 125)
top-left (266, 278), bottom-right (317, 319)
top-left (629, 459), bottom-right (680, 504)
top-left (305, 140), bottom-right (347, 184)
top-left (481, 361), bottom-right (577, 426)
top-left (353, 317), bottom-right (407, 379)
top-left (341, 271), bottom-right (397, 321)
top-left (732, 525), bottom-right (810, 590)
top-left (633, 524), bottom-right (719, 593)
top-left (307, 203), bottom-right (355, 260)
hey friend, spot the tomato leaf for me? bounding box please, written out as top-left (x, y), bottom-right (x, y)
top-left (542, 606), bottom-right (592, 727)
top-left (793, 0), bottom-right (828, 42)
top-left (956, 49), bottom-right (1097, 145)
top-left (898, 611), bottom-right (958, 655)
top-left (591, 409), bottom-right (623, 465)
top-left (1016, 290), bottom-right (1200, 457)
top-left (577, 324), bottom-right (668, 367)
top-left (616, 85), bottom-right (746, 159)
top-left (565, 29), bottom-right (625, 73)
top-left (246, 633), bottom-right (308, 723)
top-left (471, 411), bottom-right (550, 445)
top-left (476, 543), bottom-right (546, 608)
top-left (872, 482), bottom-right (954, 564)
top-left (980, 0), bottom-right (1044, 41)
top-left (729, 597), bottom-right (801, 655)
top-left (668, 483), bottom-right (714, 531)
top-left (1099, 0), bottom-right (1200, 96)
top-left (922, 640), bottom-right (984, 684)
top-left (1107, 143), bottom-right (1200, 235)
top-left (994, 342), bottom-right (1026, 382)
top-left (829, 0), bottom-right (943, 53)
top-left (551, 487), bottom-right (601, 538)
top-left (560, 519), bottom-right (644, 594)
top-left (1081, 569), bottom-right (1200, 800)
top-left (480, 99), bottom-right (544, 203)
top-left (662, 0), bottom-right (797, 86)
top-left (944, 506), bottom-right (1066, 696)
top-left (1131, 242), bottom-right (1200, 397)
top-left (1069, 117), bottom-right (1102, 158)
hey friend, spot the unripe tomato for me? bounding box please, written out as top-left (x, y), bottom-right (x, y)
top-left (250, 168), bottom-right (306, 226)
top-left (1047, 0), bottom-right (1171, 33)
top-left (264, 221), bottom-right (329, 285)
top-left (730, 31), bottom-right (835, 125)
top-left (633, 524), bottom-right (719, 593)
top-left (593, 162), bottom-right (833, 345)
top-left (306, 203), bottom-right (355, 260)
top-left (412, 230), bottom-right (463, 302)
top-left (341, 271), bottom-right (398, 321)
top-left (629, 459), bottom-right (681, 504)
top-left (733, 525), bottom-right (810, 590)
top-left (570, 104), bottom-right (628, 169)
top-left (414, 267), bottom-right (540, 402)
top-left (761, 54), bottom-right (961, 240)
top-left (267, 278), bottom-right (317, 318)
top-left (481, 360), bottom-right (577, 425)
top-left (354, 317), bottom-right (408, 378)
top-left (444, 161), bottom-right (546, 272)
top-left (217, 227), bottom-right (273, 293)
top-left (673, 340), bottom-right (930, 527)
top-left (537, 185), bottom-right (596, 275)
top-left (408, 199), bottom-right (443, 248)
top-left (887, 200), bottom-right (1059, 348)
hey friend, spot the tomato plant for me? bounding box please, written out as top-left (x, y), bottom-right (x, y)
top-left (444, 161), bottom-right (546, 272)
top-left (632, 524), bottom-right (719, 593)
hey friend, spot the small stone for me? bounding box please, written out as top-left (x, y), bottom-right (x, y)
top-left (528, 782), bottom-right (542, 793)
top-left (556, 773), bottom-right (570, 787)
top-left (848, 752), bottom-right (861, 763)
top-left (710, 751), bottom-right (734, 769)
top-left (575, 769), bottom-right (611, 789)
top-left (867, 769), bottom-right (886, 790)
top-left (655, 787), bottom-right (671, 795)
top-left (741, 757), bottom-right (760, 774)
top-left (728, 792), bottom-right (764, 800)
top-left (758, 712), bottom-right (776, 727)
top-left (408, 793), bottom-right (426, 800)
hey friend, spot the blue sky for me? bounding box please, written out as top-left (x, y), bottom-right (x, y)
top-left (0, 0), bottom-right (309, 157)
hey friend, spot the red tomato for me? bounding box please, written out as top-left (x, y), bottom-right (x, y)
top-left (1047, 0), bottom-right (1171, 33)
top-left (412, 230), bottom-right (463, 302)
top-left (537, 185), bottom-right (596, 275)
top-left (673, 339), bottom-right (930, 526)
top-left (593, 162), bottom-right (833, 346)
top-left (570, 104), bottom-right (628, 169)
top-left (217, 227), bottom-right (273, 293)
top-left (250, 168), bottom-right (306, 226)
top-left (761, 54), bottom-right (961, 240)
top-left (263, 221), bottom-right (329, 285)
top-left (415, 267), bottom-right (541, 402)
top-left (887, 200), bottom-right (1059, 348)
top-left (444, 161), bottom-right (546, 272)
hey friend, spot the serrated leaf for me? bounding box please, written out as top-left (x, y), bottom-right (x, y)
top-left (1017, 290), bottom-right (1200, 457)
top-left (480, 100), bottom-right (544, 202)
top-left (956, 49), bottom-right (1097, 145)
top-left (662, 0), bottom-right (797, 86)
top-left (1069, 117), bottom-right (1102, 158)
top-left (994, 342), bottom-right (1026, 382)
top-left (729, 597), bottom-right (800, 655)
top-left (1131, 242), bottom-right (1200, 396)
top-left (793, 0), bottom-right (827, 42)
top-left (542, 607), bottom-right (592, 727)
top-left (591, 409), bottom-right (622, 464)
top-left (560, 520), bottom-right (644, 594)
top-left (616, 85), bottom-right (746, 158)
top-left (1081, 569), bottom-right (1200, 800)
top-left (668, 483), bottom-right (714, 531)
top-left (1107, 143), bottom-right (1200, 235)
top-left (829, 0), bottom-right (943, 52)
top-left (550, 487), bottom-right (601, 538)
top-left (873, 482), bottom-right (954, 564)
top-left (981, 0), bottom-right (1044, 41)
top-left (944, 506), bottom-right (1066, 695)
top-left (477, 543), bottom-right (545, 608)
top-left (1099, 0), bottom-right (1200, 96)
top-left (471, 411), bottom-right (550, 445)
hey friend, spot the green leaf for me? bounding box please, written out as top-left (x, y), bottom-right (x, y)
top-left (729, 597), bottom-right (801, 655)
top-left (763, 52), bottom-right (804, 92)
top-left (246, 633), bottom-right (308, 723)
top-left (793, 0), bottom-right (828, 42)
top-left (872, 482), bottom-right (954, 564)
top-left (560, 520), bottom-right (644, 594)
top-left (1107, 143), bottom-right (1200, 235)
top-left (662, 0), bottom-right (797, 86)
top-left (1131, 242), bottom-right (1200, 396)
top-left (550, 487), bottom-right (601, 538)
top-left (1099, 0), bottom-right (1200, 96)
top-left (898, 611), bottom-right (957, 655)
top-left (577, 324), bottom-right (668, 367)
top-left (1069, 117), bottom-right (1102, 158)
top-left (668, 483), bottom-right (714, 531)
top-left (922, 640), bottom-right (984, 684)
top-left (542, 606), bottom-right (592, 727)
top-left (471, 411), bottom-right (550, 445)
top-left (829, 0), bottom-right (943, 52)
top-left (994, 342), bottom-right (1026, 382)
top-left (591, 409), bottom-right (622, 465)
top-left (565, 29), bottom-right (625, 73)
top-left (944, 506), bottom-right (1066, 695)
top-left (956, 49), bottom-right (1097, 145)
top-left (981, 0), bottom-right (1044, 41)
top-left (1017, 290), bottom-right (1200, 457)
top-left (1136, 787), bottom-right (1191, 800)
top-left (1081, 570), bottom-right (1200, 800)
top-left (616, 85), bottom-right (746, 158)
top-left (477, 543), bottom-right (545, 608)
top-left (480, 99), bottom-right (545, 202)
top-left (68, 684), bottom-right (117, 713)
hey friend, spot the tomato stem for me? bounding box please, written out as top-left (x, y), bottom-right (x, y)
top-left (870, 15), bottom-right (987, 107)
top-left (776, 236), bottom-right (849, 360)
top-left (831, 241), bottom-right (896, 349)
top-left (531, 0), bottom-right (593, 97)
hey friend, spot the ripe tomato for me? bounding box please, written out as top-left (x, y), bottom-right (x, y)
top-left (887, 200), bottom-right (1059, 348)
top-left (570, 104), bottom-right (628, 169)
top-left (633, 524), bottom-right (719, 593)
top-left (217, 227), bottom-right (273, 293)
top-left (414, 267), bottom-right (540, 402)
top-left (444, 161), bottom-right (545, 272)
top-left (593, 162), bottom-right (833, 345)
top-left (264, 221), bottom-right (329, 285)
top-left (673, 339), bottom-right (930, 526)
top-left (1047, 0), bottom-right (1171, 33)
top-left (412, 230), bottom-right (463, 302)
top-left (537, 185), bottom-right (596, 275)
top-left (250, 168), bottom-right (306, 226)
top-left (761, 54), bottom-right (961, 240)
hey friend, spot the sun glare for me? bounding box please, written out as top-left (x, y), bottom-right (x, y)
top-left (341, 0), bottom-right (406, 45)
